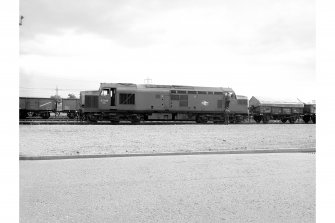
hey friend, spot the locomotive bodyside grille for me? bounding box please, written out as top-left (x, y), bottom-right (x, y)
top-left (85, 95), bottom-right (98, 108)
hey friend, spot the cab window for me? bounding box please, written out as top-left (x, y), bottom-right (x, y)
top-left (101, 89), bottom-right (110, 96)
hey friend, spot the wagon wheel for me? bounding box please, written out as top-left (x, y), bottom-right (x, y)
top-left (254, 116), bottom-right (261, 123)
top-left (281, 118), bottom-right (287, 124)
top-left (262, 115), bottom-right (269, 124)
top-left (41, 112), bottom-right (50, 119)
top-left (67, 112), bottom-right (76, 119)
top-left (20, 111), bottom-right (28, 119)
top-left (289, 117), bottom-right (296, 124)
top-left (302, 115), bottom-right (310, 124)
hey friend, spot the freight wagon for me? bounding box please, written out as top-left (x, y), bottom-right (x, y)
top-left (249, 96), bottom-right (304, 124)
top-left (19, 97), bottom-right (80, 119)
top-left (79, 83), bottom-right (249, 123)
top-left (19, 97), bottom-right (57, 119)
top-left (59, 98), bottom-right (81, 119)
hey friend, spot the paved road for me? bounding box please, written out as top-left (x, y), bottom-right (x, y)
top-left (20, 153), bottom-right (315, 223)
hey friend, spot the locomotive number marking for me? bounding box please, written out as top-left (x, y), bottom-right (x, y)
top-left (100, 99), bottom-right (108, 104)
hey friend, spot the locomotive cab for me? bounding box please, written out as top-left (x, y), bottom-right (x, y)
top-left (99, 88), bottom-right (117, 109)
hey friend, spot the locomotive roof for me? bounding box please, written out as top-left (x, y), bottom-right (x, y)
top-left (100, 83), bottom-right (234, 92)
top-left (249, 96), bottom-right (304, 108)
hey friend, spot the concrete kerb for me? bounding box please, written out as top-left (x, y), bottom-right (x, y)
top-left (19, 148), bottom-right (316, 161)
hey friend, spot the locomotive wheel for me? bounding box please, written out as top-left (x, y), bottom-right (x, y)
top-left (303, 115), bottom-right (310, 124)
top-left (87, 114), bottom-right (98, 123)
top-left (128, 114), bottom-right (141, 124)
top-left (281, 118), bottom-right (287, 124)
top-left (131, 117), bottom-right (140, 124)
top-left (81, 114), bottom-right (87, 121)
top-left (311, 116), bottom-right (316, 124)
top-left (196, 116), bottom-right (208, 124)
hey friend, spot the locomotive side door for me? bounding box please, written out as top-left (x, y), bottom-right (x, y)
top-left (99, 88), bottom-right (111, 110)
top-left (99, 88), bottom-right (117, 110)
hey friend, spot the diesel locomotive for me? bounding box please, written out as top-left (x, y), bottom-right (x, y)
top-left (79, 83), bottom-right (249, 123)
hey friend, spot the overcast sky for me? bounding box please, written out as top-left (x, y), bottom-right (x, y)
top-left (19, 0), bottom-right (315, 101)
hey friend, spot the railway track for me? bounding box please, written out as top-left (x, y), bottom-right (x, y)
top-left (19, 119), bottom-right (199, 125)
top-left (19, 118), bottom-right (311, 125)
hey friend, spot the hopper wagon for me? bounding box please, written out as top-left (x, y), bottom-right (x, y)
top-left (249, 96), bottom-right (304, 124)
